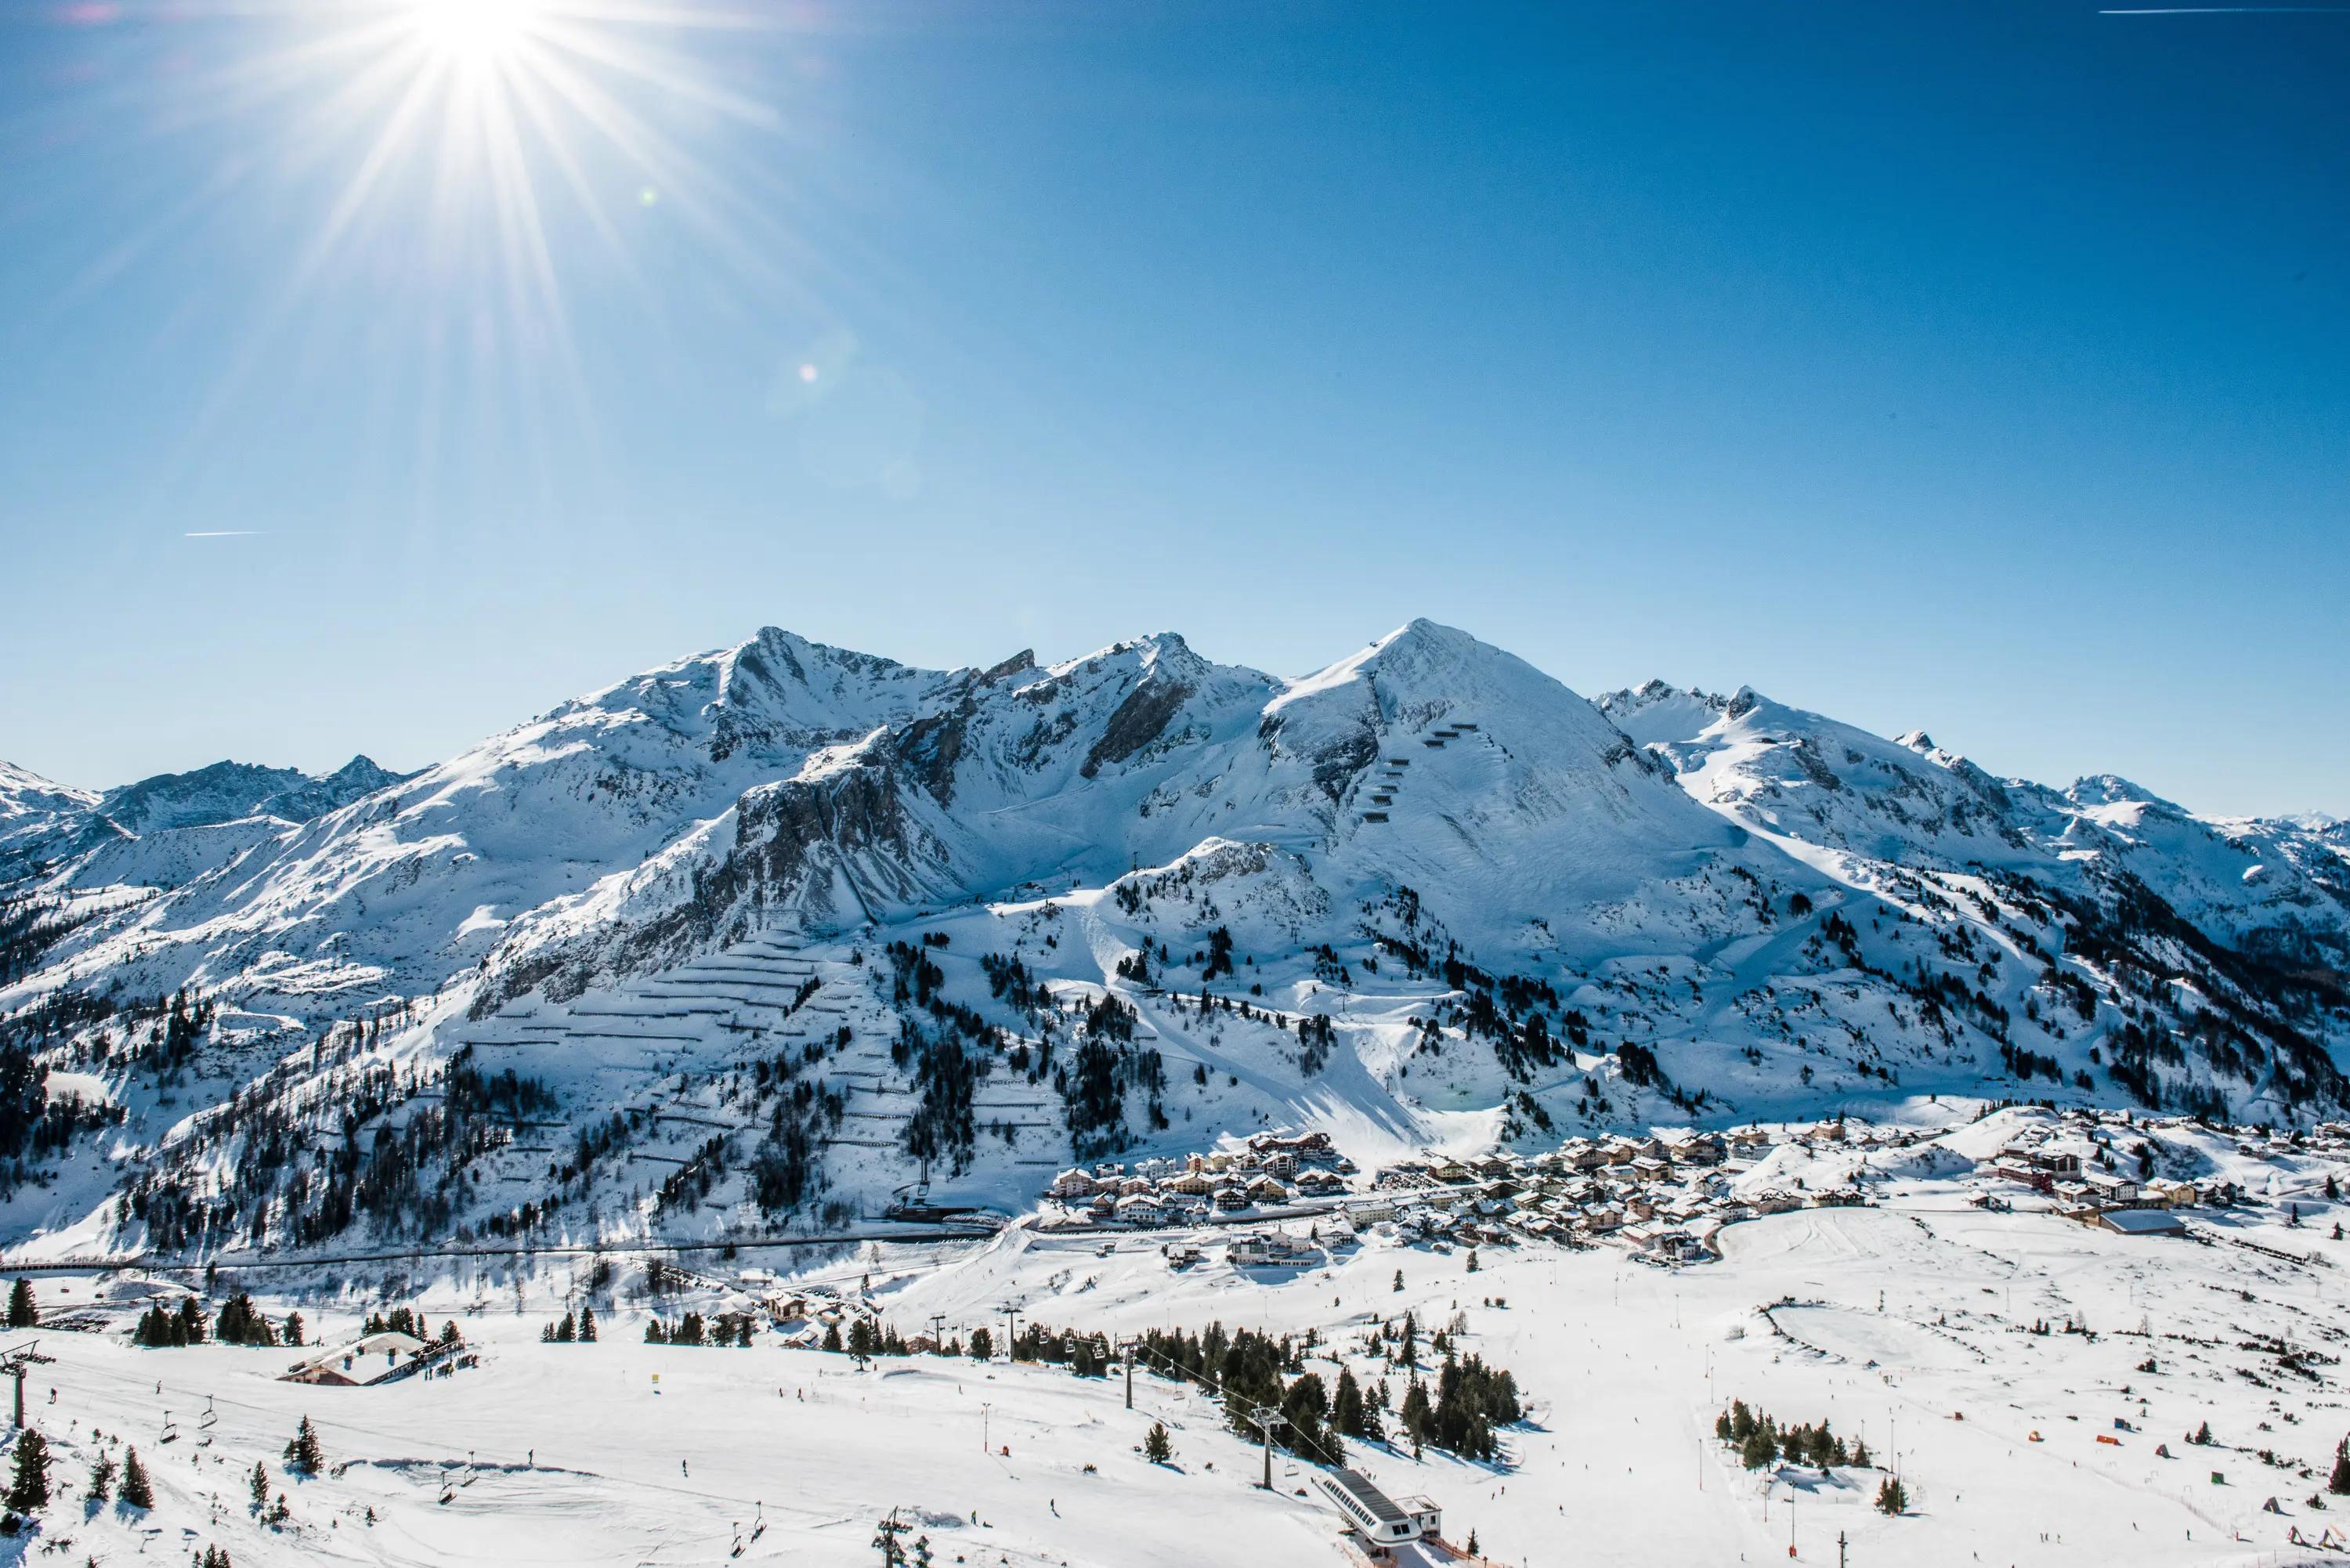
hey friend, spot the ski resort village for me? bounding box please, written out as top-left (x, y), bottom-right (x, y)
top-left (1, 621), bottom-right (2346, 1566)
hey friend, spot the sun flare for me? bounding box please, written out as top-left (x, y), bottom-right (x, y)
top-left (407, 0), bottom-right (544, 70)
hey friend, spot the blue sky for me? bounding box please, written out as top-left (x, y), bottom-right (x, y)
top-left (1, 2), bottom-right (2343, 816)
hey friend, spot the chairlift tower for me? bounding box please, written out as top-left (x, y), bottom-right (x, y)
top-left (0, 1342), bottom-right (55, 1429)
top-left (1240, 1403), bottom-right (1288, 1490)
top-left (872, 1505), bottom-right (912, 1566)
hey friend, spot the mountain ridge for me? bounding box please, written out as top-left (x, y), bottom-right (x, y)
top-left (1, 620), bottom-right (2344, 1263)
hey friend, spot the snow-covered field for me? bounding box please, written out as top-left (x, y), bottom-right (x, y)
top-left (8, 1119), bottom-right (2347, 1568)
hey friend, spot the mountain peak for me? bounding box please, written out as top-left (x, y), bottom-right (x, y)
top-left (2069, 773), bottom-right (2169, 811)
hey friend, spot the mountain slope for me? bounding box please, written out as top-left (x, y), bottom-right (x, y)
top-left (0, 624), bottom-right (2342, 1266)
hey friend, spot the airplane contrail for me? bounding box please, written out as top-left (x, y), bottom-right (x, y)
top-left (184, 530), bottom-right (263, 537)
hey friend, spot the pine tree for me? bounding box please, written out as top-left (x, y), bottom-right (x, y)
top-left (120, 1448), bottom-right (154, 1508)
top-left (822, 1322), bottom-right (843, 1353)
top-left (1332, 1367), bottom-right (1368, 1439)
top-left (1875, 1476), bottom-right (1907, 1516)
top-left (1392, 1270), bottom-right (1405, 1293)
top-left (283, 1312), bottom-right (304, 1347)
top-left (85, 1451), bottom-right (114, 1504)
top-left (1466, 1530), bottom-right (1480, 1555)
top-left (1399, 1378), bottom-right (1434, 1447)
top-left (578, 1304), bottom-right (598, 1342)
top-left (284, 1416), bottom-right (324, 1474)
top-left (248, 1461), bottom-right (270, 1508)
top-left (5, 1278), bottom-right (34, 1328)
top-left (5, 1429), bottom-right (50, 1513)
top-left (2329, 1436), bottom-right (2349, 1497)
top-left (1144, 1422), bottom-right (1173, 1463)
top-left (1465, 1249), bottom-right (1479, 1274)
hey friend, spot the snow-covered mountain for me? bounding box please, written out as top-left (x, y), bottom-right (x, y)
top-left (0, 753), bottom-right (417, 892)
top-left (0, 623), bottom-right (2342, 1264)
top-left (0, 758), bottom-right (100, 874)
top-left (1597, 679), bottom-right (2350, 966)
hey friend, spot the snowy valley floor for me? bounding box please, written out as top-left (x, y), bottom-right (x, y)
top-left (5, 1182), bottom-right (2349, 1568)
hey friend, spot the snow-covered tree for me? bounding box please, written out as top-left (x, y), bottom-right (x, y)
top-left (5, 1429), bottom-right (50, 1513)
top-left (119, 1448), bottom-right (154, 1508)
top-left (284, 1416), bottom-right (324, 1475)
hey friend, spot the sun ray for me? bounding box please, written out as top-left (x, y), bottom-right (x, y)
top-left (27, 0), bottom-right (830, 522)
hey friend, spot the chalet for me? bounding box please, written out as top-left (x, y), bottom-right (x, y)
top-left (1230, 1230), bottom-right (1318, 1266)
top-left (281, 1330), bottom-right (430, 1387)
top-left (1679, 1134), bottom-right (1728, 1166)
top-left (1648, 1230), bottom-right (1708, 1263)
top-left (1252, 1130), bottom-right (1336, 1160)
top-left (2080, 1170), bottom-right (2142, 1204)
top-left (2004, 1143), bottom-right (2083, 1177)
top-left (1246, 1174), bottom-right (1292, 1205)
top-left (1050, 1169), bottom-right (1097, 1199)
top-left (1115, 1193), bottom-right (1169, 1226)
top-left (1213, 1185), bottom-right (1251, 1212)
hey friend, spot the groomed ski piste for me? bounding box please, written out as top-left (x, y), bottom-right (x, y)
top-left (4, 1105), bottom-right (2348, 1568)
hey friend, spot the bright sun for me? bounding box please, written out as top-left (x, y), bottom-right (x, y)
top-left (407, 0), bottom-right (544, 68)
